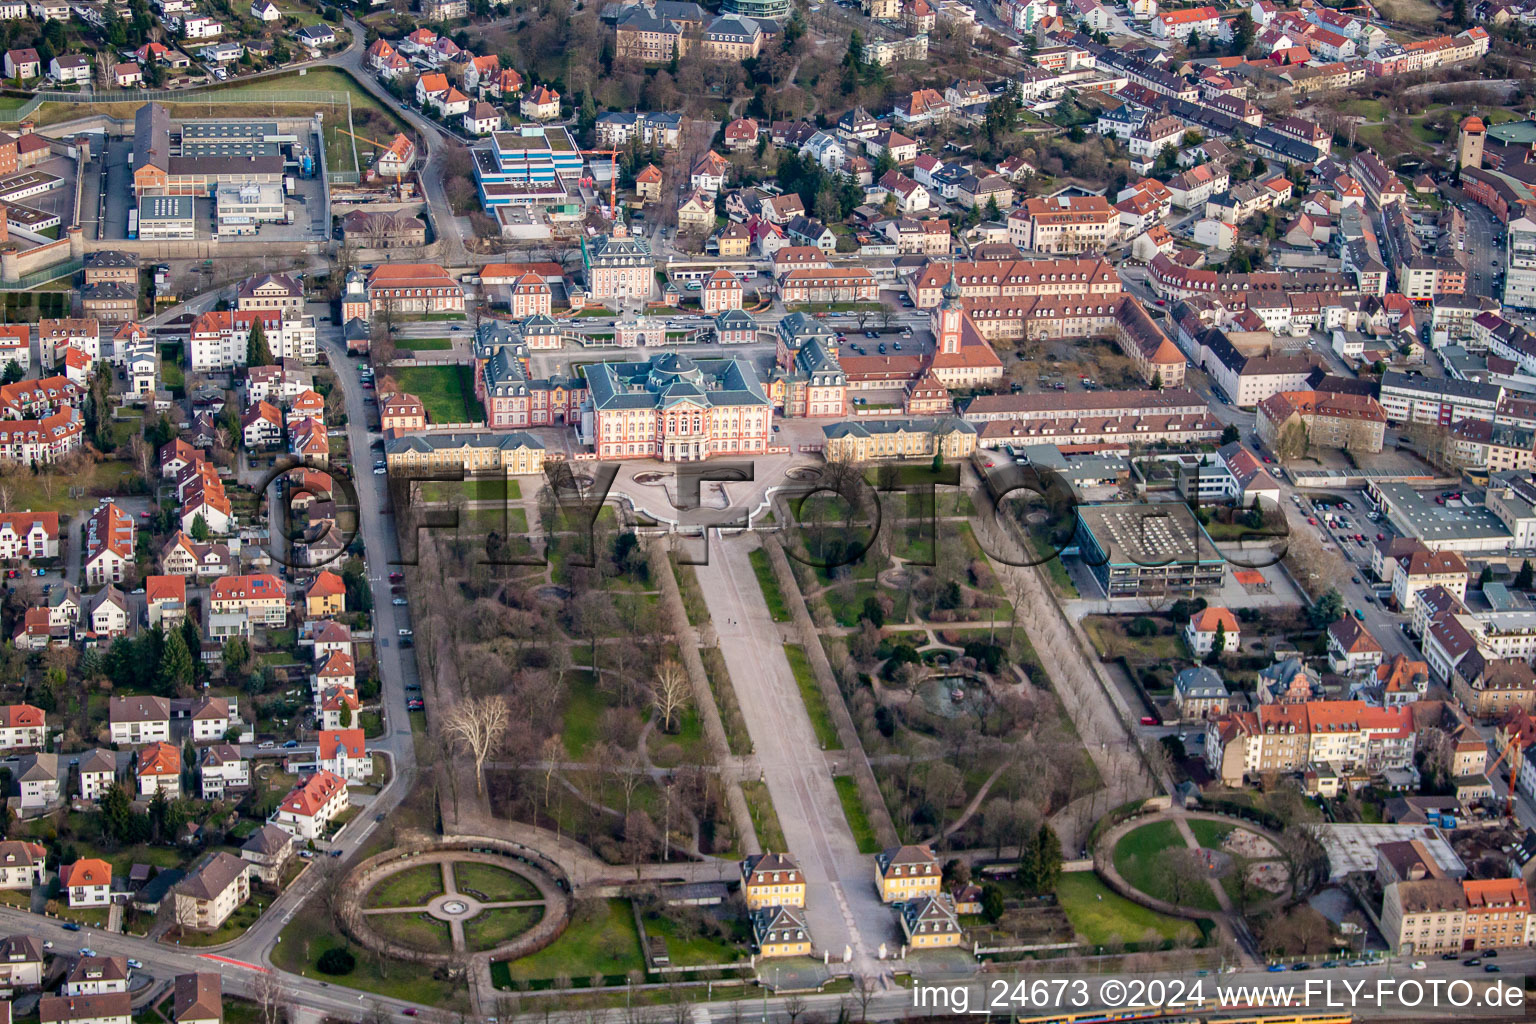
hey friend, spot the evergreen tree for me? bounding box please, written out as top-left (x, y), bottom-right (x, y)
top-left (98, 782), bottom-right (135, 844)
top-left (1221, 424), bottom-right (1241, 445)
top-left (1151, 371), bottom-right (1164, 390)
top-left (1207, 619), bottom-right (1226, 664)
top-left (160, 629), bottom-right (193, 691)
top-left (1033, 824), bottom-right (1063, 894)
top-left (1517, 559), bottom-right (1533, 590)
top-left (247, 317), bottom-right (273, 368)
top-left (190, 513), bottom-right (209, 542)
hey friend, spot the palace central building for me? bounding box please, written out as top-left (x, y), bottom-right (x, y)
top-left (580, 352), bottom-right (773, 461)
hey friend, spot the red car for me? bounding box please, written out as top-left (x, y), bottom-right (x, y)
top-left (407, 699), bottom-right (424, 710)
top-left (1377, 533), bottom-right (1386, 541)
top-left (388, 572), bottom-right (404, 582)
top-left (1139, 715), bottom-right (1157, 725)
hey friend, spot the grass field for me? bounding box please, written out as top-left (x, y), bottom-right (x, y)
top-left (741, 781), bottom-right (786, 851)
top-left (399, 337), bottom-right (455, 351)
top-left (749, 547), bottom-right (791, 621)
top-left (1055, 872), bottom-right (1199, 947)
top-left (464, 906), bottom-right (544, 952)
top-left (390, 365), bottom-right (485, 424)
top-left (490, 898), bottom-right (643, 987)
top-left (418, 478), bottom-right (522, 503)
top-left (454, 862), bottom-right (541, 902)
top-left (559, 670), bottom-right (605, 758)
top-left (783, 644), bottom-right (841, 750)
top-left (1112, 821), bottom-right (1219, 912)
top-left (834, 775), bottom-right (879, 853)
top-left (366, 864), bottom-right (445, 908)
top-left (1188, 819), bottom-right (1234, 850)
top-left (271, 904), bottom-right (469, 1009)
top-left (369, 912), bottom-right (451, 951)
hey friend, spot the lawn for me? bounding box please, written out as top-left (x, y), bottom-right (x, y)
top-left (642, 911), bottom-right (745, 966)
top-left (365, 863), bottom-right (445, 908)
top-left (2, 460), bottom-right (142, 515)
top-left (783, 644), bottom-right (841, 750)
top-left (1055, 872), bottom-right (1199, 948)
top-left (700, 646), bottom-right (751, 757)
top-left (272, 905), bottom-right (468, 1009)
top-left (1112, 821), bottom-right (1219, 912)
top-left (560, 670), bottom-right (606, 758)
top-left (463, 906), bottom-right (544, 952)
top-left (490, 898), bottom-right (643, 987)
top-left (749, 547), bottom-right (790, 622)
top-left (399, 337), bottom-right (455, 351)
top-left (453, 862), bottom-right (541, 902)
top-left (389, 365), bottom-right (484, 424)
top-left (368, 912), bottom-right (451, 951)
top-left (418, 478), bottom-right (521, 503)
top-left (741, 781), bottom-right (786, 851)
top-left (172, 892), bottom-right (273, 946)
top-left (1188, 819), bottom-right (1234, 850)
top-left (834, 776), bottom-right (879, 854)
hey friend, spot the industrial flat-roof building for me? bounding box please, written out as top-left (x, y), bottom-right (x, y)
top-left (137, 194), bottom-right (195, 240)
top-left (1074, 500), bottom-right (1224, 599)
top-left (132, 103), bottom-right (286, 199)
top-left (1370, 481), bottom-right (1515, 555)
top-left (215, 182), bottom-right (287, 236)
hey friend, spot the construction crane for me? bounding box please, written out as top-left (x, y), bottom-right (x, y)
top-left (337, 128), bottom-right (408, 185)
top-left (580, 149), bottom-right (621, 220)
top-left (1488, 733), bottom-right (1524, 820)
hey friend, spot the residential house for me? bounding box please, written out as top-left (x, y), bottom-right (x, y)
top-left (198, 744), bottom-right (248, 799)
top-left (109, 695), bottom-right (171, 745)
top-left (171, 855), bottom-right (248, 932)
top-left (136, 741), bottom-right (180, 797)
top-left (61, 858), bottom-right (112, 907)
top-left (240, 824), bottom-right (294, 885)
top-left (269, 770), bottom-right (349, 840)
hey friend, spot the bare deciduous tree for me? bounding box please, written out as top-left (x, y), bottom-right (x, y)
top-left (650, 659), bottom-right (690, 733)
top-left (252, 972), bottom-right (292, 1024)
top-left (443, 694), bottom-right (511, 796)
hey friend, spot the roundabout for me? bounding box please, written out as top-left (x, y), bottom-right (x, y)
top-left (344, 838), bottom-right (571, 961)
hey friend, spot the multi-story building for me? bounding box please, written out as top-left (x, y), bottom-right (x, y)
top-left (83, 501), bottom-right (134, 586)
top-left (349, 264), bottom-right (464, 318)
top-left (740, 852), bottom-right (805, 909)
top-left (752, 905), bottom-right (811, 957)
top-left (0, 839), bottom-right (44, 890)
top-left (1204, 701), bottom-right (1415, 786)
top-left (1256, 390), bottom-right (1387, 453)
top-left (132, 104), bottom-right (283, 200)
top-left (384, 432), bottom-right (547, 476)
top-left (875, 845), bottom-right (941, 903)
top-left (821, 418), bottom-right (978, 462)
top-left (581, 225), bottom-right (654, 306)
top-left (0, 510), bottom-right (58, 560)
top-left (171, 853), bottom-right (249, 932)
top-left (580, 353), bottom-right (773, 462)
top-left (470, 124), bottom-right (582, 208)
top-left (187, 310), bottom-right (316, 371)
top-left (269, 770), bottom-right (349, 840)
top-left (209, 574), bottom-right (287, 625)
top-left (1377, 372), bottom-right (1502, 425)
top-left (1075, 501), bottom-right (1224, 599)
top-left (908, 256), bottom-right (1121, 308)
top-left (1008, 196), bottom-right (1118, 253)
top-left (61, 858), bottom-right (112, 907)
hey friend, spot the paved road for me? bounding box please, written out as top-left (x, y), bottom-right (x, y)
top-left (331, 20), bottom-right (471, 266)
top-left (695, 536), bottom-right (895, 976)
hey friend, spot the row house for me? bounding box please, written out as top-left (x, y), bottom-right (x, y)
top-left (1203, 701), bottom-right (1416, 786)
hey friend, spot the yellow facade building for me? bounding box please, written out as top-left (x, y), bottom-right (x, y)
top-left (741, 852), bottom-right (805, 910)
top-left (875, 844), bottom-right (941, 903)
top-left (752, 905), bottom-right (812, 957)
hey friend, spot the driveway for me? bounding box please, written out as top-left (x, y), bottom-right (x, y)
top-left (694, 535), bottom-right (896, 975)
